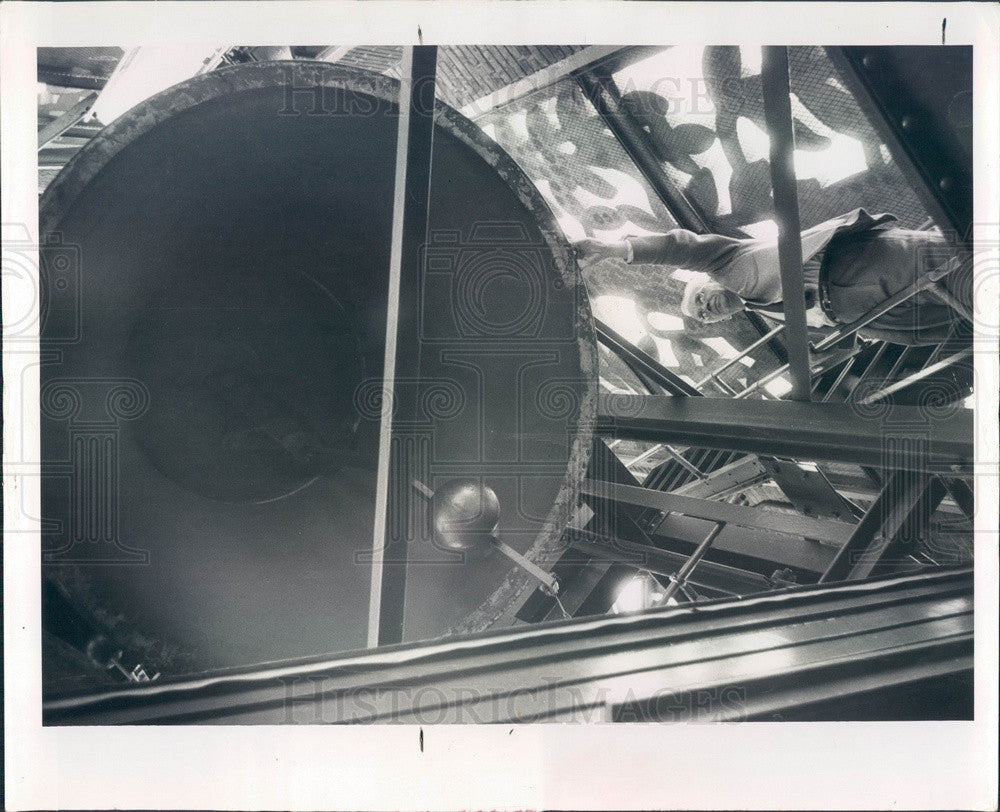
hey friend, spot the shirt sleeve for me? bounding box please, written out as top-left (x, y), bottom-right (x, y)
top-left (627, 229), bottom-right (798, 306)
top-left (626, 229), bottom-right (747, 274)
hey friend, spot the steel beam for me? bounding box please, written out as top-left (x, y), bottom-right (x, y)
top-left (761, 458), bottom-right (859, 521)
top-left (929, 281), bottom-right (974, 322)
top-left (37, 92), bottom-right (98, 150)
top-left (744, 309), bottom-right (790, 366)
top-left (582, 479), bottom-right (854, 545)
top-left (584, 438), bottom-right (655, 541)
top-left (760, 46), bottom-right (813, 402)
top-left (673, 454), bottom-right (768, 500)
top-left (460, 45), bottom-right (627, 119)
top-left (564, 528), bottom-right (773, 595)
top-left (369, 45), bottom-right (439, 647)
top-left (596, 319), bottom-right (702, 397)
top-left (43, 568), bottom-right (973, 725)
top-left (651, 512), bottom-right (836, 575)
top-left (826, 47), bottom-right (972, 239)
top-left (695, 323), bottom-right (785, 389)
top-left (513, 438), bottom-right (664, 623)
top-left (941, 477), bottom-right (974, 523)
top-left (596, 394), bottom-right (973, 472)
top-left (576, 71), bottom-right (716, 235)
top-left (515, 438), bottom-right (661, 622)
top-left (819, 470), bottom-right (940, 582)
top-left (516, 551), bottom-right (628, 622)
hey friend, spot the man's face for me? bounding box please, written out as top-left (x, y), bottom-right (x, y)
top-left (690, 281), bottom-right (745, 323)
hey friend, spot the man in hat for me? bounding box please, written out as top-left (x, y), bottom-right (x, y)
top-left (573, 209), bottom-right (972, 346)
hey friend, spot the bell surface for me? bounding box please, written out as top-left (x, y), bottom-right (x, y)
top-left (40, 62), bottom-right (597, 677)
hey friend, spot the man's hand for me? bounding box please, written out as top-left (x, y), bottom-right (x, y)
top-left (572, 238), bottom-right (629, 270)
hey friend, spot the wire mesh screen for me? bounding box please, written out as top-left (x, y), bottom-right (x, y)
top-left (475, 78), bottom-right (788, 399)
top-left (437, 46), bottom-right (588, 110)
top-left (612, 46), bottom-right (932, 237)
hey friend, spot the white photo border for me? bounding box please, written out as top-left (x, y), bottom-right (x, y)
top-left (3, 2), bottom-right (998, 810)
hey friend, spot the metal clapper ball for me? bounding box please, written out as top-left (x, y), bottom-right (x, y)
top-left (413, 478), bottom-right (563, 603)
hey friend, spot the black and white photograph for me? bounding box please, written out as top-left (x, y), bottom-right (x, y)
top-left (3, 2), bottom-right (998, 810)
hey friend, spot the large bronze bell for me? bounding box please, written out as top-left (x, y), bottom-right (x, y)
top-left (40, 62), bottom-right (596, 676)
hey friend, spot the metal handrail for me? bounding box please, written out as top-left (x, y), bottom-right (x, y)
top-left (693, 323), bottom-right (786, 390)
top-left (733, 343), bottom-right (863, 399)
top-left (855, 348), bottom-right (972, 406)
top-left (810, 254), bottom-right (967, 354)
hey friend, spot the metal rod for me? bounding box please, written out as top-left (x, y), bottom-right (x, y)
top-left (734, 361), bottom-right (790, 398)
top-left (856, 348), bottom-right (973, 406)
top-left (660, 522), bottom-right (725, 603)
top-left (564, 528), bottom-right (771, 595)
top-left (662, 445), bottom-right (707, 480)
top-left (575, 71), bottom-right (715, 235)
top-left (745, 309), bottom-right (790, 365)
top-left (846, 341), bottom-right (891, 401)
top-left (820, 356), bottom-right (856, 403)
top-left (368, 45), bottom-right (439, 649)
top-left (493, 540), bottom-right (560, 594)
top-left (760, 46), bottom-right (812, 402)
top-left (694, 324), bottom-right (785, 388)
top-left (922, 321), bottom-right (962, 369)
top-left (733, 344), bottom-right (861, 399)
top-left (735, 257), bottom-right (965, 398)
top-left (882, 345), bottom-right (916, 388)
top-left (707, 374), bottom-right (739, 396)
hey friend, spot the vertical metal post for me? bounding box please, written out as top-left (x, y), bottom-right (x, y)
top-left (760, 46), bottom-right (812, 402)
top-left (368, 45), bottom-right (438, 648)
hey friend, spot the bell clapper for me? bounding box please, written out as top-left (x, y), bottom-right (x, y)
top-left (412, 478), bottom-right (562, 596)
